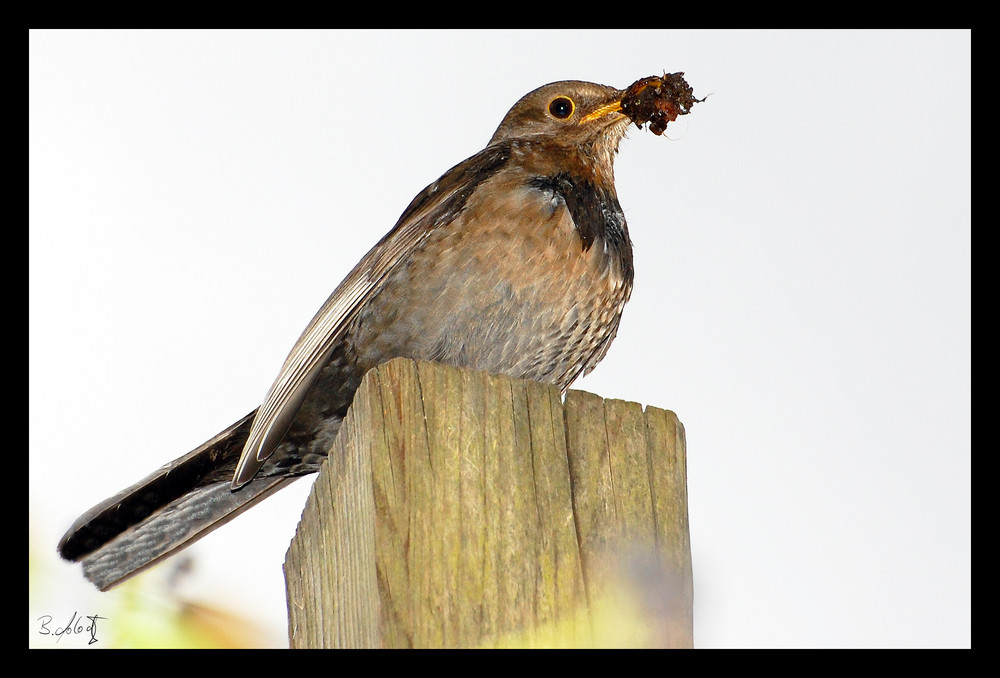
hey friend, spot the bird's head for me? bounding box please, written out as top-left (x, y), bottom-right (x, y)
top-left (488, 80), bottom-right (632, 152)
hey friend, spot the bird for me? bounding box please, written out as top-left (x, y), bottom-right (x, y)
top-left (58, 76), bottom-right (692, 591)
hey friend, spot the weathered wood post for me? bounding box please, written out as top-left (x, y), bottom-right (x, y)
top-left (284, 358), bottom-right (691, 648)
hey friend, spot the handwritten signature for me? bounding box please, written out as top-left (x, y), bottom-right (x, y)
top-left (37, 612), bottom-right (107, 645)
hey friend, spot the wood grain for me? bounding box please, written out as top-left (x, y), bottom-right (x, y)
top-left (285, 358), bottom-right (691, 648)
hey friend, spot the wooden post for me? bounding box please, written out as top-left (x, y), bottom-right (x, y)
top-left (284, 358), bottom-right (692, 648)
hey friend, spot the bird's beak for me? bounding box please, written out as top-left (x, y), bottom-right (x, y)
top-left (579, 97), bottom-right (625, 125)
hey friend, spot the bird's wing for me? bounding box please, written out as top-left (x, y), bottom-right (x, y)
top-left (231, 144), bottom-right (511, 487)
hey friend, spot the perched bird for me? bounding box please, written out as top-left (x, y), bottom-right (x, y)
top-left (59, 76), bottom-right (694, 591)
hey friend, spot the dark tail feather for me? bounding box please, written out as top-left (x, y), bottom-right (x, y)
top-left (58, 411), bottom-right (299, 591)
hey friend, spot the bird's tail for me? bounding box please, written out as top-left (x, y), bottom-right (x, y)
top-left (57, 411), bottom-right (299, 591)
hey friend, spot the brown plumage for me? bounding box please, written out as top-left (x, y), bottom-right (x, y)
top-left (58, 77), bottom-right (696, 591)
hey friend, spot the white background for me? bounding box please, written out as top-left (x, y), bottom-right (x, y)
top-left (29, 29), bottom-right (971, 648)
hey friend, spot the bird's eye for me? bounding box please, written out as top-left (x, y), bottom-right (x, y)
top-left (548, 96), bottom-right (575, 119)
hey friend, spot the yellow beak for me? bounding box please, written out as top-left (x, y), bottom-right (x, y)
top-left (578, 99), bottom-right (624, 124)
